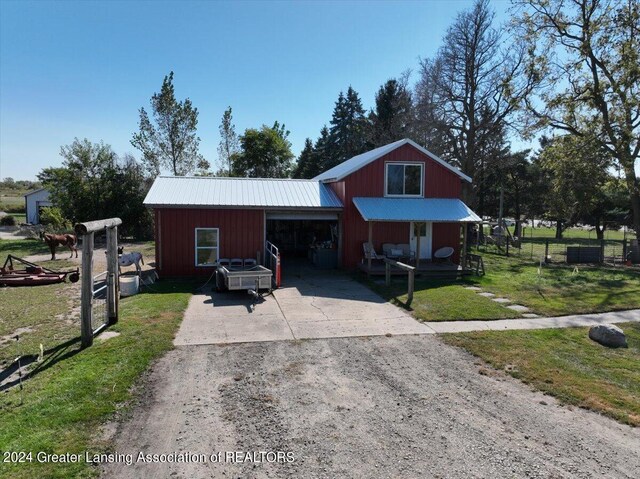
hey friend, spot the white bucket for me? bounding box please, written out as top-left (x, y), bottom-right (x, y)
top-left (120, 276), bottom-right (139, 297)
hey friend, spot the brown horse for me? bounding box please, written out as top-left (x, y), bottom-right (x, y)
top-left (41, 232), bottom-right (78, 260)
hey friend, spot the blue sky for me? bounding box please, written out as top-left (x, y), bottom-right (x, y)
top-left (0, 0), bottom-right (515, 181)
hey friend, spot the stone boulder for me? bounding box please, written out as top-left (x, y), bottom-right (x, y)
top-left (588, 324), bottom-right (628, 348)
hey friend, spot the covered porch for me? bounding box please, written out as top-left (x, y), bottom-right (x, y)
top-left (352, 197), bottom-right (482, 277)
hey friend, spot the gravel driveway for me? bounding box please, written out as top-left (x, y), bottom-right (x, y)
top-left (102, 336), bottom-right (640, 479)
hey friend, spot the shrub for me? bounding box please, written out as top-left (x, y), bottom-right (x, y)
top-left (0, 215), bottom-right (16, 226)
top-left (39, 207), bottom-right (71, 231)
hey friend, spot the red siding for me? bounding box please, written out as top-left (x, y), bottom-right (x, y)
top-left (337, 143), bottom-right (464, 268)
top-left (156, 208), bottom-right (264, 277)
top-left (432, 223), bottom-right (462, 264)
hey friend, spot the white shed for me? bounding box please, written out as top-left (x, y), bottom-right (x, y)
top-left (24, 188), bottom-right (52, 224)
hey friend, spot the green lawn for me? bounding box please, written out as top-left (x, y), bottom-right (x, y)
top-left (0, 238), bottom-right (50, 259)
top-left (519, 225), bottom-right (635, 241)
top-left (366, 278), bottom-right (519, 321)
top-left (0, 280), bottom-right (194, 479)
top-left (0, 189), bottom-right (27, 214)
top-left (467, 252), bottom-right (640, 316)
top-left (442, 322), bottom-right (640, 426)
top-left (363, 247), bottom-right (640, 321)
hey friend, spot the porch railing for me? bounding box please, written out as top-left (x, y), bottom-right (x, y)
top-left (265, 241), bottom-right (281, 288)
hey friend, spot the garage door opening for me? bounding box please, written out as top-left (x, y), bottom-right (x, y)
top-left (266, 215), bottom-right (340, 270)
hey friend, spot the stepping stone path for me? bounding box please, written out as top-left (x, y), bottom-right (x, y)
top-left (478, 292), bottom-right (495, 297)
top-left (464, 286), bottom-right (534, 317)
top-left (507, 304), bottom-right (530, 312)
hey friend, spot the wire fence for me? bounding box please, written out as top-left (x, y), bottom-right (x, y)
top-left (475, 226), bottom-right (638, 265)
top-left (91, 271), bottom-right (109, 332)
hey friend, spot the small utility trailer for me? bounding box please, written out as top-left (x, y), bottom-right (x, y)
top-left (216, 264), bottom-right (273, 293)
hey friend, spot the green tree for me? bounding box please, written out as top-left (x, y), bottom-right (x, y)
top-left (232, 122), bottom-right (294, 178)
top-left (292, 138), bottom-right (316, 179)
top-left (515, 0), bottom-right (640, 238)
top-left (217, 106), bottom-right (239, 176)
top-left (131, 71), bottom-right (209, 176)
top-left (415, 0), bottom-right (537, 208)
top-left (326, 87), bottom-right (369, 169)
top-left (38, 139), bottom-right (153, 238)
top-left (368, 78), bottom-right (414, 147)
top-left (538, 134), bottom-right (612, 238)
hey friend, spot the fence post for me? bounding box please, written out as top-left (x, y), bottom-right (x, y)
top-left (623, 239), bottom-right (627, 263)
top-left (385, 261), bottom-right (391, 286)
top-left (407, 269), bottom-right (414, 306)
top-left (600, 239), bottom-right (605, 263)
top-left (544, 239), bottom-right (549, 263)
top-left (106, 226), bottom-right (119, 325)
top-left (80, 232), bottom-right (94, 348)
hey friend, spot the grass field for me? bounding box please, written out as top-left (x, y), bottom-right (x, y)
top-left (442, 322), bottom-right (640, 426)
top-left (0, 237), bottom-right (192, 478)
top-left (366, 278), bottom-right (519, 321)
top-left (0, 187), bottom-right (28, 214)
top-left (0, 280), bottom-right (194, 479)
top-left (466, 251), bottom-right (640, 316)
top-left (365, 239), bottom-right (640, 321)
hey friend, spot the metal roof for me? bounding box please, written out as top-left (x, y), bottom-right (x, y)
top-left (352, 197), bottom-right (481, 222)
top-left (24, 187), bottom-right (48, 197)
top-left (144, 176), bottom-right (343, 209)
top-left (313, 138), bottom-right (472, 183)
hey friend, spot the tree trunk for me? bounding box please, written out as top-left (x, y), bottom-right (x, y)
top-left (594, 216), bottom-right (604, 240)
top-left (622, 164), bottom-right (640, 240)
top-left (555, 219), bottom-right (563, 239)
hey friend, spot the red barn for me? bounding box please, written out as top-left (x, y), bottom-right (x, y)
top-left (144, 139), bottom-right (480, 277)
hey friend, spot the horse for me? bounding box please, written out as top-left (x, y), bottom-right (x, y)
top-left (118, 251), bottom-right (144, 275)
top-left (40, 232), bottom-right (78, 260)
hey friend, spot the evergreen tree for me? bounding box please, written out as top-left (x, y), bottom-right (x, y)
top-left (313, 126), bottom-right (333, 174)
top-left (292, 138), bottom-right (315, 179)
top-left (326, 87), bottom-right (368, 169)
top-left (369, 79), bottom-right (413, 147)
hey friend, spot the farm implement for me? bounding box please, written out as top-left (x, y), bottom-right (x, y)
top-left (0, 254), bottom-right (79, 287)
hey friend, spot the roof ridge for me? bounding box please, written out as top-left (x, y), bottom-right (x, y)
top-left (157, 176), bottom-right (319, 182)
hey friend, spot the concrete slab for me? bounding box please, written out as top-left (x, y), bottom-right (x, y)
top-left (464, 286), bottom-right (482, 291)
top-left (175, 272), bottom-right (427, 345)
top-left (507, 304), bottom-right (530, 312)
top-left (491, 297), bottom-right (511, 304)
top-left (427, 321), bottom-right (492, 333)
top-left (478, 292), bottom-right (495, 297)
top-left (174, 293), bottom-right (294, 346)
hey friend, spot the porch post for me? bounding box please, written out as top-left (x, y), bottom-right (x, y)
top-left (415, 222), bottom-right (421, 269)
top-left (462, 223), bottom-right (468, 268)
top-left (337, 212), bottom-right (343, 267)
top-left (368, 221), bottom-right (373, 271)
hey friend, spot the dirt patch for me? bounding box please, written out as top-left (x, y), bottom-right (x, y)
top-left (0, 327), bottom-right (35, 346)
top-left (102, 336), bottom-right (640, 478)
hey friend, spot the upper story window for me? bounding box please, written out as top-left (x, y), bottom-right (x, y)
top-left (385, 163), bottom-right (423, 197)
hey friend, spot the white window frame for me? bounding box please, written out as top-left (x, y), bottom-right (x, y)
top-left (194, 227), bottom-right (219, 267)
top-left (384, 162), bottom-right (424, 197)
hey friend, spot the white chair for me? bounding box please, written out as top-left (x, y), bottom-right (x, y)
top-left (362, 242), bottom-right (384, 261)
top-left (243, 258), bottom-right (257, 268)
top-left (230, 258), bottom-right (243, 270)
top-left (218, 258), bottom-right (230, 268)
